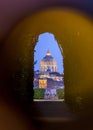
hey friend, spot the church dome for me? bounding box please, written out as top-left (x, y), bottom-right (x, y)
top-left (40, 50), bottom-right (58, 72)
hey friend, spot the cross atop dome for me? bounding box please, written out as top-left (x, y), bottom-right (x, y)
top-left (46, 49), bottom-right (51, 56)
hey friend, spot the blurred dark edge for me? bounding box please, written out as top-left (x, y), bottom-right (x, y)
top-left (0, 0), bottom-right (93, 130)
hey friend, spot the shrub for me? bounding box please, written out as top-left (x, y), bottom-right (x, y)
top-left (57, 89), bottom-right (64, 99)
top-left (34, 88), bottom-right (45, 99)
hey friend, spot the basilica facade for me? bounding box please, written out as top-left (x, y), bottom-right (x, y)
top-left (40, 50), bottom-right (58, 72)
top-left (34, 50), bottom-right (64, 89)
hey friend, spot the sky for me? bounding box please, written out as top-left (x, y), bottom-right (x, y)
top-left (34, 32), bottom-right (64, 73)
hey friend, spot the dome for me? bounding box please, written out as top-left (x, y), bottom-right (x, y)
top-left (40, 50), bottom-right (58, 72)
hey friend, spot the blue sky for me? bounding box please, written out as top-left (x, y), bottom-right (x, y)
top-left (34, 32), bottom-right (64, 73)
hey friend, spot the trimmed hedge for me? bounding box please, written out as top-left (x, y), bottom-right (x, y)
top-left (34, 88), bottom-right (45, 99)
top-left (57, 89), bottom-right (64, 99)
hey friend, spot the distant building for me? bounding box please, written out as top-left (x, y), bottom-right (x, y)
top-left (34, 50), bottom-right (64, 89)
top-left (39, 79), bottom-right (47, 88)
top-left (40, 50), bottom-right (58, 72)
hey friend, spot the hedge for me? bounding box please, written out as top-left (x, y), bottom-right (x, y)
top-left (34, 88), bottom-right (45, 99)
top-left (57, 89), bottom-right (64, 99)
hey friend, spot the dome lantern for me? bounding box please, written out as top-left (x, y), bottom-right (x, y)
top-left (46, 49), bottom-right (51, 56)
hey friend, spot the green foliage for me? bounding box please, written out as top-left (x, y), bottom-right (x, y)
top-left (66, 95), bottom-right (84, 112)
top-left (74, 96), bottom-right (83, 111)
top-left (34, 88), bottom-right (45, 99)
top-left (57, 89), bottom-right (64, 99)
top-left (12, 68), bottom-right (33, 105)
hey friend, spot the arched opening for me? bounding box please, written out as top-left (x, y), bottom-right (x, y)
top-left (34, 32), bottom-right (64, 101)
top-left (2, 8), bottom-right (93, 115)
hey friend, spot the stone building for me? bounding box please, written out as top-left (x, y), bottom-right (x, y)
top-left (34, 50), bottom-right (64, 89)
top-left (40, 50), bottom-right (58, 72)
